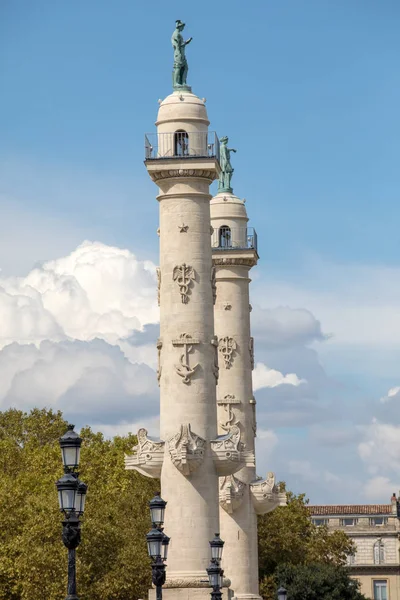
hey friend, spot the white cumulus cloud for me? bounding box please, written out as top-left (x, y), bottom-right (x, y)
top-left (380, 386), bottom-right (400, 403)
top-left (253, 362), bottom-right (306, 392)
top-left (0, 241), bottom-right (159, 349)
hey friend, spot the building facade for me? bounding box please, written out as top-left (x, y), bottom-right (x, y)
top-left (309, 496), bottom-right (400, 600)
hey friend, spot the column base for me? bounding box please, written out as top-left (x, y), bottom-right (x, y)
top-left (232, 595), bottom-right (262, 600)
top-left (149, 588), bottom-right (234, 600)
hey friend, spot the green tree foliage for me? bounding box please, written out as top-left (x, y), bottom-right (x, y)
top-left (272, 563), bottom-right (367, 600)
top-left (258, 491), bottom-right (357, 599)
top-left (0, 408), bottom-right (158, 600)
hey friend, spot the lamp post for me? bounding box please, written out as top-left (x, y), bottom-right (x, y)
top-left (207, 533), bottom-right (225, 600)
top-left (146, 492), bottom-right (170, 600)
top-left (55, 424), bottom-right (88, 600)
top-left (277, 586), bottom-right (288, 600)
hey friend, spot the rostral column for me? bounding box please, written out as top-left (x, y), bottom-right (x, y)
top-left (126, 22), bottom-right (249, 599)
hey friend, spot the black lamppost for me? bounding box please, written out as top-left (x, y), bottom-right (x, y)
top-left (146, 492), bottom-right (170, 600)
top-left (55, 424), bottom-right (88, 600)
top-left (207, 533), bottom-right (225, 600)
top-left (277, 586), bottom-right (288, 600)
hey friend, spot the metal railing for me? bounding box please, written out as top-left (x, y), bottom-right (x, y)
top-left (211, 227), bottom-right (258, 252)
top-left (145, 131), bottom-right (220, 161)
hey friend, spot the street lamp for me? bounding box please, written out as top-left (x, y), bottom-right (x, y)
top-left (277, 586), bottom-right (288, 600)
top-left (56, 424), bottom-right (88, 600)
top-left (146, 492), bottom-right (170, 600)
top-left (207, 533), bottom-right (225, 600)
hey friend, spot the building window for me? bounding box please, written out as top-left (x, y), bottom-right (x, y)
top-left (174, 130), bottom-right (189, 156)
top-left (219, 226), bottom-right (232, 248)
top-left (373, 580), bottom-right (388, 600)
top-left (370, 517), bottom-right (388, 526)
top-left (341, 518), bottom-right (358, 526)
top-left (347, 553), bottom-right (356, 565)
top-left (312, 518), bottom-right (329, 526)
top-left (374, 540), bottom-right (385, 565)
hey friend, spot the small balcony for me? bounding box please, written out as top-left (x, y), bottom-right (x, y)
top-left (145, 131), bottom-right (220, 161)
top-left (212, 226), bottom-right (258, 253)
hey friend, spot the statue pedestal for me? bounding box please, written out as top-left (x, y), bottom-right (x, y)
top-left (149, 588), bottom-right (234, 600)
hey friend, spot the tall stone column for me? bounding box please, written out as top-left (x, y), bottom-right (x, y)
top-left (211, 190), bottom-right (286, 600)
top-left (126, 90), bottom-right (247, 599)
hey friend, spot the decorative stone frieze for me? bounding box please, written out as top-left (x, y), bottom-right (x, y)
top-left (213, 257), bottom-right (257, 267)
top-left (124, 428), bottom-right (165, 478)
top-left (168, 424), bottom-right (206, 476)
top-left (173, 263), bottom-right (195, 304)
top-left (156, 338), bottom-right (162, 386)
top-left (156, 267), bottom-right (161, 306)
top-left (218, 335), bottom-right (237, 369)
top-left (149, 168), bottom-right (216, 183)
top-left (250, 472), bottom-right (287, 514)
top-left (173, 333), bottom-right (199, 384)
top-left (219, 474), bottom-right (247, 514)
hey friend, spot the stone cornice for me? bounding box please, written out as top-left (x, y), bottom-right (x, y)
top-left (213, 256), bottom-right (257, 267)
top-left (147, 168), bottom-right (218, 183)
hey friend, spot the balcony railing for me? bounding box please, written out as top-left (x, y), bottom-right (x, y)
top-left (211, 226), bottom-right (258, 253)
top-left (145, 131), bottom-right (220, 161)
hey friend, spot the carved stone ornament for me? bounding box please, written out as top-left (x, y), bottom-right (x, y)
top-left (250, 396), bottom-right (257, 437)
top-left (156, 338), bottom-right (162, 386)
top-left (168, 423), bottom-right (206, 476)
top-left (173, 333), bottom-right (199, 384)
top-left (211, 335), bottom-right (219, 383)
top-left (157, 227), bottom-right (160, 236)
top-left (223, 302), bottom-right (232, 311)
top-left (210, 225), bottom-right (214, 235)
top-left (173, 263), bottom-right (195, 304)
top-left (249, 336), bottom-right (255, 370)
top-left (217, 393), bottom-right (240, 405)
top-left (213, 257), bottom-right (257, 267)
top-left (178, 223), bottom-right (189, 233)
top-left (219, 474), bottom-right (247, 514)
top-left (211, 422), bottom-right (244, 476)
top-left (218, 336), bottom-right (237, 369)
top-left (149, 169), bottom-right (216, 183)
top-left (250, 472), bottom-right (287, 515)
top-left (164, 575), bottom-right (231, 589)
top-left (124, 428), bottom-right (165, 479)
top-left (156, 267), bottom-right (161, 306)
top-left (211, 266), bottom-right (217, 304)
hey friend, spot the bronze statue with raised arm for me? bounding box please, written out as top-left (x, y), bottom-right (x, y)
top-left (171, 20), bottom-right (192, 90)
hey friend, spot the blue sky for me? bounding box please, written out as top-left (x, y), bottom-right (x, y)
top-left (1, 1), bottom-right (400, 503)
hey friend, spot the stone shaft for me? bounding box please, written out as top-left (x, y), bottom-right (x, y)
top-left (211, 192), bottom-right (260, 600)
top-left (147, 91), bottom-right (221, 586)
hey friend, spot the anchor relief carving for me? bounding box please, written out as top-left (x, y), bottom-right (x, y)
top-left (124, 428), bottom-right (165, 479)
top-left (218, 336), bottom-right (237, 369)
top-left (168, 424), bottom-right (206, 476)
top-left (173, 263), bottom-right (195, 304)
top-left (173, 333), bottom-right (199, 384)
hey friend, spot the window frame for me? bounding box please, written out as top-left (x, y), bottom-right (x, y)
top-left (373, 579), bottom-right (388, 600)
top-left (340, 517), bottom-right (359, 526)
